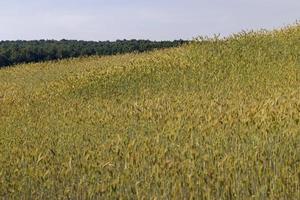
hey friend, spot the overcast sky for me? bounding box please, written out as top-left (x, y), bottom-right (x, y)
top-left (0, 0), bottom-right (299, 41)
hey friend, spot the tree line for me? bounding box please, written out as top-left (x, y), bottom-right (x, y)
top-left (0, 39), bottom-right (187, 68)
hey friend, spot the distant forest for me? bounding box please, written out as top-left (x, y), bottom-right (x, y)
top-left (0, 39), bottom-right (187, 68)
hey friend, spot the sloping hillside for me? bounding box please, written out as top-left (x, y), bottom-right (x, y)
top-left (0, 25), bottom-right (299, 199)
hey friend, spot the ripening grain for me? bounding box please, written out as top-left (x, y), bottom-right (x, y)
top-left (0, 24), bottom-right (300, 199)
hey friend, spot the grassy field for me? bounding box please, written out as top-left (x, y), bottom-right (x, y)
top-left (0, 24), bottom-right (300, 199)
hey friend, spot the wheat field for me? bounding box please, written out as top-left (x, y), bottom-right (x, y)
top-left (0, 25), bottom-right (300, 199)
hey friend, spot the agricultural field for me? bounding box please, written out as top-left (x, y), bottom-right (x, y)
top-left (0, 24), bottom-right (300, 199)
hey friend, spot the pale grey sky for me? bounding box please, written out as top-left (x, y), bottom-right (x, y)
top-left (0, 0), bottom-right (299, 41)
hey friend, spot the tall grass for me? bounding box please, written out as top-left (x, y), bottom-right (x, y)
top-left (0, 24), bottom-right (300, 199)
